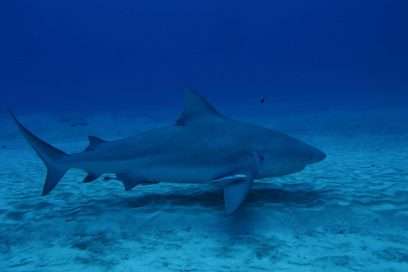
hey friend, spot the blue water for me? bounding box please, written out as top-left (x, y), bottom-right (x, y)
top-left (1, 1), bottom-right (408, 271)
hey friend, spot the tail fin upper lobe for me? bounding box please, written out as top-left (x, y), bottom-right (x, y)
top-left (10, 111), bottom-right (69, 195)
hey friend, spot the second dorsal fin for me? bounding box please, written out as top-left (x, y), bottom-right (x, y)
top-left (85, 136), bottom-right (107, 151)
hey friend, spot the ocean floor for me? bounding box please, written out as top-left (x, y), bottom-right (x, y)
top-left (0, 107), bottom-right (408, 272)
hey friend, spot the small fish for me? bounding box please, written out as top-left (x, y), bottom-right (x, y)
top-left (260, 96), bottom-right (266, 104)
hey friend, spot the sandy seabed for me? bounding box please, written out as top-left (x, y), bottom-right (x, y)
top-left (0, 108), bottom-right (407, 272)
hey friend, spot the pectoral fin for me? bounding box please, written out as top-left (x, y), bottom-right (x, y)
top-left (223, 177), bottom-right (253, 214)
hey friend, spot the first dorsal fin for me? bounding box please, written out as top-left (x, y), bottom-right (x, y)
top-left (176, 89), bottom-right (223, 126)
top-left (85, 136), bottom-right (107, 152)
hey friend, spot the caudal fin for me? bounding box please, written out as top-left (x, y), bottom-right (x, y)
top-left (10, 111), bottom-right (69, 195)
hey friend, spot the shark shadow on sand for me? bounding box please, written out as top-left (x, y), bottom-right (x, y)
top-left (112, 183), bottom-right (327, 210)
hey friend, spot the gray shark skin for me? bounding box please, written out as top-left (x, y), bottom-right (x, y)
top-left (11, 90), bottom-right (326, 213)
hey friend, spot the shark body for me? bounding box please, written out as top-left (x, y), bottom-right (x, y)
top-left (12, 91), bottom-right (326, 213)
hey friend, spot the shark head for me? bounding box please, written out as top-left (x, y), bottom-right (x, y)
top-left (253, 129), bottom-right (326, 178)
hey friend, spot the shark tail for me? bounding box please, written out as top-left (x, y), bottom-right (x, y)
top-left (10, 111), bottom-right (69, 195)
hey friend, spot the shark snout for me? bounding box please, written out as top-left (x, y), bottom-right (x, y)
top-left (308, 147), bottom-right (326, 164)
top-left (285, 141), bottom-right (326, 166)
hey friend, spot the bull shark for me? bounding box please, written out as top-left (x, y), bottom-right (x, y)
top-left (11, 90), bottom-right (326, 213)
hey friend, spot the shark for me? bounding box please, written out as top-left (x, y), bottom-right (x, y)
top-left (11, 90), bottom-right (326, 213)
